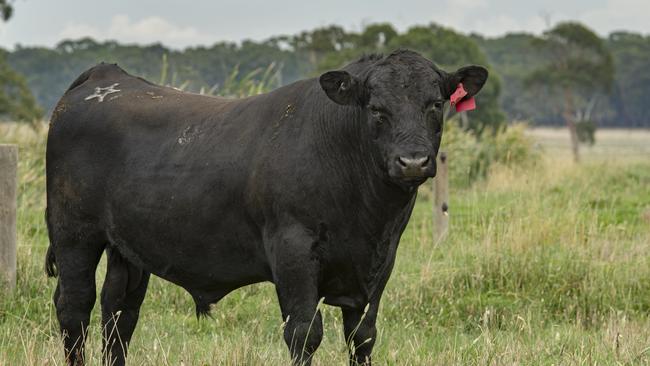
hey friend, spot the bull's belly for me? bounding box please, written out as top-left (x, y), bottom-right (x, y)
top-left (105, 205), bottom-right (272, 293)
top-left (318, 258), bottom-right (376, 309)
top-left (318, 236), bottom-right (399, 309)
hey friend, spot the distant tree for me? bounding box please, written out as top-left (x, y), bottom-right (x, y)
top-left (0, 0), bottom-right (44, 121)
top-left (358, 23), bottom-right (398, 49)
top-left (288, 25), bottom-right (353, 68)
top-left (312, 23), bottom-right (398, 72)
top-left (474, 33), bottom-right (551, 124)
top-left (0, 0), bottom-right (12, 21)
top-left (0, 60), bottom-right (42, 121)
top-left (526, 22), bottom-right (614, 162)
top-left (606, 32), bottom-right (650, 127)
top-left (0, 51), bottom-right (42, 121)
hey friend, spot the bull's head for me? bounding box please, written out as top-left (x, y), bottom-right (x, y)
top-left (319, 50), bottom-right (487, 189)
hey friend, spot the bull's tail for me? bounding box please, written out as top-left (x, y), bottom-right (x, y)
top-left (45, 244), bottom-right (57, 277)
top-left (44, 207), bottom-right (57, 277)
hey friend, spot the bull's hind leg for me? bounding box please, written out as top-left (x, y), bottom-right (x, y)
top-left (100, 246), bottom-right (150, 366)
top-left (52, 233), bottom-right (105, 366)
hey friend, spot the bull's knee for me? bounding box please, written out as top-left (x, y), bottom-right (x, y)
top-left (56, 285), bottom-right (96, 328)
top-left (56, 298), bottom-right (95, 339)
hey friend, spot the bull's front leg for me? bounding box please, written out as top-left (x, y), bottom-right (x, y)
top-left (271, 224), bottom-right (323, 366)
top-left (341, 301), bottom-right (380, 366)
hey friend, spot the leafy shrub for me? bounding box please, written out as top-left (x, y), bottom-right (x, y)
top-left (441, 120), bottom-right (538, 188)
top-left (0, 52), bottom-right (43, 122)
top-left (576, 120), bottom-right (596, 145)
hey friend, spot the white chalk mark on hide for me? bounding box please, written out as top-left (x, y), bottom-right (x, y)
top-left (85, 83), bottom-right (121, 102)
top-left (178, 125), bottom-right (202, 145)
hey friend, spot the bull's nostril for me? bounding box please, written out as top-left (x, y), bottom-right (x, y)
top-left (421, 156), bottom-right (430, 167)
top-left (397, 157), bottom-right (408, 167)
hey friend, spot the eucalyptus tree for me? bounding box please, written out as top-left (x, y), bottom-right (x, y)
top-left (526, 22), bottom-right (614, 162)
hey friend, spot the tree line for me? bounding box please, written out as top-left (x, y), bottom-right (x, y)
top-left (2, 21), bottom-right (650, 131)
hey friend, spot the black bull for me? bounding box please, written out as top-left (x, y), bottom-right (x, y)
top-left (45, 49), bottom-right (487, 365)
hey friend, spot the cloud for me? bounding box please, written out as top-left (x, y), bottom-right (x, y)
top-left (46, 0), bottom-right (650, 50)
top-left (432, 0), bottom-right (551, 37)
top-left (432, 0), bottom-right (487, 32)
top-left (457, 0), bottom-right (650, 37)
top-left (428, 0), bottom-right (650, 38)
top-left (59, 23), bottom-right (103, 40)
top-left (579, 0), bottom-right (650, 35)
top-left (471, 14), bottom-right (549, 37)
top-left (58, 15), bottom-right (214, 48)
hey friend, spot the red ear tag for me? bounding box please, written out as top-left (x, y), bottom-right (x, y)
top-left (456, 97), bottom-right (476, 112)
top-left (449, 83), bottom-right (477, 112)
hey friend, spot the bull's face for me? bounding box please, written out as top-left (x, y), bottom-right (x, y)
top-left (319, 50), bottom-right (488, 189)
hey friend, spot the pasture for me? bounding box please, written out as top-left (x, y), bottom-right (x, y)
top-left (1, 123), bottom-right (649, 365)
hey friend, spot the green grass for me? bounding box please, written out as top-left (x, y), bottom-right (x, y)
top-left (1, 124), bottom-right (649, 365)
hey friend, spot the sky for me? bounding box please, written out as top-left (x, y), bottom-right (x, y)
top-left (2, 0), bottom-right (649, 50)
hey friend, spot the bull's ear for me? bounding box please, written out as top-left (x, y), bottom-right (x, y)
top-left (443, 65), bottom-right (488, 99)
top-left (319, 70), bottom-right (364, 105)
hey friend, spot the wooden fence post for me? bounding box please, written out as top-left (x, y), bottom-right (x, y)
top-left (433, 151), bottom-right (449, 242)
top-left (0, 144), bottom-right (17, 290)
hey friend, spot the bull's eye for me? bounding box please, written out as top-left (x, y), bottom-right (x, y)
top-left (370, 109), bottom-right (384, 123)
top-left (432, 100), bottom-right (444, 110)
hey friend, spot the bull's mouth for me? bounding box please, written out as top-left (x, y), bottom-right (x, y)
top-left (386, 161), bottom-right (436, 190)
top-left (401, 176), bottom-right (428, 185)
top-left (389, 175), bottom-right (431, 191)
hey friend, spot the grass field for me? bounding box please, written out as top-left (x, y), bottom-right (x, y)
top-left (1, 124), bottom-right (649, 365)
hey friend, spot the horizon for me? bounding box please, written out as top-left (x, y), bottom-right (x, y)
top-left (5, 23), bottom-right (647, 52)
top-left (2, 0), bottom-right (649, 51)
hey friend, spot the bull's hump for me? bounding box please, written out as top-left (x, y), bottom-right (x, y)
top-left (62, 63), bottom-right (131, 104)
top-left (68, 63), bottom-right (178, 106)
top-left (65, 63), bottom-right (128, 94)
top-left (86, 63), bottom-right (129, 81)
